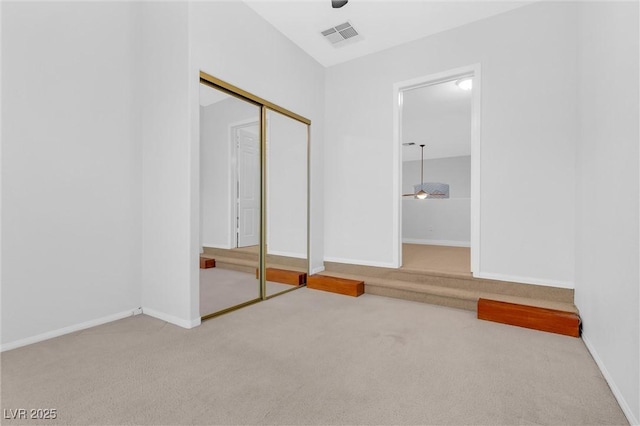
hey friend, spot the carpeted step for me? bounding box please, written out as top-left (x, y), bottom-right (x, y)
top-left (323, 262), bottom-right (574, 305)
top-left (266, 254), bottom-right (308, 270)
top-left (319, 271), bottom-right (578, 314)
top-left (205, 255), bottom-right (256, 275)
top-left (202, 247), bottom-right (258, 262)
top-left (202, 247), bottom-right (307, 271)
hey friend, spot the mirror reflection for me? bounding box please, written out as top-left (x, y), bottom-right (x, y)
top-left (199, 82), bottom-right (261, 317)
top-left (265, 109), bottom-right (309, 297)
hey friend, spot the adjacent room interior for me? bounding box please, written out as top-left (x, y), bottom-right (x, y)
top-left (401, 76), bottom-right (473, 276)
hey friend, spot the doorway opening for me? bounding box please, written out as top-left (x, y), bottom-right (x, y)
top-left (393, 64), bottom-right (481, 275)
top-left (231, 121), bottom-right (260, 249)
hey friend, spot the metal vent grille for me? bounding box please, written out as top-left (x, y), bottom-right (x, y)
top-left (321, 21), bottom-right (360, 45)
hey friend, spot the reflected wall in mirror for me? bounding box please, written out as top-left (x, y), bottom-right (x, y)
top-left (265, 109), bottom-right (309, 297)
top-left (199, 82), bottom-right (261, 318)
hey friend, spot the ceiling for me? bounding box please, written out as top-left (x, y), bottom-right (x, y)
top-left (207, 2), bottom-right (516, 159)
top-left (244, 0), bottom-right (533, 67)
top-left (402, 79), bottom-right (472, 161)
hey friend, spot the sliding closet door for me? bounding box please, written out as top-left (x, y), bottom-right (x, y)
top-left (199, 82), bottom-right (262, 318)
top-left (264, 109), bottom-right (309, 297)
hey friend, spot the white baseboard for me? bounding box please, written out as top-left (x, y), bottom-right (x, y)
top-left (474, 272), bottom-right (574, 289)
top-left (402, 238), bottom-right (471, 247)
top-left (323, 256), bottom-right (397, 269)
top-left (582, 333), bottom-right (639, 425)
top-left (201, 242), bottom-right (233, 250)
top-left (142, 307), bottom-right (200, 329)
top-left (310, 266), bottom-right (325, 275)
top-left (1, 308), bottom-right (143, 352)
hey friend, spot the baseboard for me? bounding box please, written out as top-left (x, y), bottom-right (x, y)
top-left (201, 242), bottom-right (233, 250)
top-left (142, 307), bottom-right (200, 329)
top-left (582, 333), bottom-right (639, 425)
top-left (474, 272), bottom-right (574, 289)
top-left (323, 256), bottom-right (397, 269)
top-left (311, 266), bottom-right (325, 275)
top-left (402, 238), bottom-right (470, 247)
top-left (1, 308), bottom-right (143, 352)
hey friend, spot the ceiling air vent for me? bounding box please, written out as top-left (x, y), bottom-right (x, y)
top-left (321, 21), bottom-right (361, 46)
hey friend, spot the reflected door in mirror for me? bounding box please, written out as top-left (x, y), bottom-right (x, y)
top-left (199, 82), bottom-right (261, 318)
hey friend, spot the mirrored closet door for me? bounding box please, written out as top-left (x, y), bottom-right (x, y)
top-left (199, 81), bottom-right (261, 319)
top-left (198, 72), bottom-right (311, 320)
top-left (264, 109), bottom-right (309, 297)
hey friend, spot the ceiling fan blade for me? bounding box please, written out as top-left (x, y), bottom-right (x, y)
top-left (332, 0), bottom-right (348, 8)
top-left (402, 194), bottom-right (417, 197)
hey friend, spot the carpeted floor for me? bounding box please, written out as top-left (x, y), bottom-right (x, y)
top-left (200, 268), bottom-right (295, 316)
top-left (402, 243), bottom-right (471, 276)
top-left (1, 289), bottom-right (627, 425)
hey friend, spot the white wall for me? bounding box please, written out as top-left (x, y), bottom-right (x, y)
top-left (200, 99), bottom-right (259, 249)
top-left (325, 2), bottom-right (577, 287)
top-left (139, 2), bottom-right (196, 327)
top-left (575, 1), bottom-right (639, 423)
top-left (267, 110), bottom-right (308, 259)
top-left (403, 156), bottom-right (470, 246)
top-left (1, 2), bottom-right (142, 348)
top-left (403, 199), bottom-right (471, 247)
top-left (1, 1), bottom-right (327, 340)
top-left (189, 1), bottom-right (325, 274)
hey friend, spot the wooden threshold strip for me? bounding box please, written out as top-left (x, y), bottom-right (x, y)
top-left (256, 268), bottom-right (307, 286)
top-left (200, 257), bottom-right (216, 269)
top-left (307, 275), bottom-right (364, 297)
top-left (477, 298), bottom-right (580, 337)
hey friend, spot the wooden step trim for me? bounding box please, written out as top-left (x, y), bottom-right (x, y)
top-left (200, 257), bottom-right (216, 269)
top-left (256, 268), bottom-right (307, 286)
top-left (477, 298), bottom-right (580, 337)
top-left (307, 275), bottom-right (364, 297)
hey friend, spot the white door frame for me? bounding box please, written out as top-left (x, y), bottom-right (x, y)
top-left (229, 119), bottom-right (260, 248)
top-left (392, 63), bottom-right (482, 274)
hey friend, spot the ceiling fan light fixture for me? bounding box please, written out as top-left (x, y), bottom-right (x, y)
top-left (332, 0), bottom-right (348, 8)
top-left (415, 190), bottom-right (428, 200)
top-left (456, 78), bottom-right (473, 91)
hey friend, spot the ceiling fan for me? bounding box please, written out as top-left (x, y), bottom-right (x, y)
top-left (403, 143), bottom-right (431, 199)
top-left (332, 0), bottom-right (348, 8)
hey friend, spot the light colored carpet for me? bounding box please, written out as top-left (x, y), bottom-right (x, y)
top-left (402, 243), bottom-right (471, 276)
top-left (200, 268), bottom-right (295, 316)
top-left (1, 289), bottom-right (627, 425)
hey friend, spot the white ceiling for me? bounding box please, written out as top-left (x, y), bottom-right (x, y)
top-left (244, 0), bottom-right (533, 67)
top-left (206, 2), bottom-right (512, 159)
top-left (402, 79), bottom-right (472, 161)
